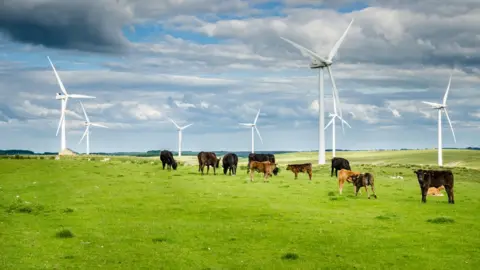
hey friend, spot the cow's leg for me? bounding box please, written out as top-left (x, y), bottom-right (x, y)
top-left (339, 180), bottom-right (344, 195)
top-left (371, 185), bottom-right (377, 199)
top-left (213, 165), bottom-right (216, 175)
top-left (354, 185), bottom-right (359, 196)
top-left (162, 162), bottom-right (166, 170)
top-left (294, 171), bottom-right (298, 180)
top-left (201, 164), bottom-right (205, 175)
top-left (364, 185), bottom-right (370, 199)
top-left (421, 186), bottom-right (429, 203)
top-left (331, 166), bottom-right (334, 177)
top-left (206, 165), bottom-right (210, 175)
top-left (445, 185), bottom-right (454, 204)
top-left (250, 171), bottom-right (254, 182)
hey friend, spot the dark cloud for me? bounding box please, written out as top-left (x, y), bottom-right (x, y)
top-left (0, 0), bottom-right (131, 53)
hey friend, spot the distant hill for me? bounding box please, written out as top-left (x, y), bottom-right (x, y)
top-left (1, 147), bottom-right (479, 157)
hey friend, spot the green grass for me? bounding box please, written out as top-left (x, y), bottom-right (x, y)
top-left (1, 149), bottom-right (480, 269)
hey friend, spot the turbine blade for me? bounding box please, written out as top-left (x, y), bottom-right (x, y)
top-left (79, 101), bottom-right (89, 122)
top-left (91, 123), bottom-right (108, 128)
top-left (328, 18), bottom-right (354, 62)
top-left (69, 94), bottom-right (96, 99)
top-left (422, 101), bottom-right (442, 108)
top-left (79, 126), bottom-right (89, 144)
top-left (47, 56), bottom-right (68, 96)
top-left (254, 126), bottom-right (263, 145)
top-left (327, 66), bottom-right (344, 133)
top-left (239, 123), bottom-right (253, 126)
top-left (254, 108), bottom-right (261, 124)
top-left (443, 74), bottom-right (452, 105)
top-left (167, 117), bottom-right (181, 129)
top-left (443, 109), bottom-right (456, 143)
top-left (280, 36), bottom-right (329, 63)
top-left (181, 123), bottom-right (193, 130)
top-left (56, 110), bottom-right (65, 136)
top-left (324, 118), bottom-right (334, 130)
top-left (338, 116), bottom-right (352, 128)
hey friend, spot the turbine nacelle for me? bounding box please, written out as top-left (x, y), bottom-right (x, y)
top-left (55, 93), bottom-right (66, 100)
top-left (310, 59), bottom-right (331, 69)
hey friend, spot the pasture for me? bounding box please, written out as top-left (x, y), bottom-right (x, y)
top-left (1, 149), bottom-right (480, 269)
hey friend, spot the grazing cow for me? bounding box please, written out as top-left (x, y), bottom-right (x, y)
top-left (286, 163), bottom-right (313, 180)
top-left (197, 151), bottom-right (220, 175)
top-left (350, 173), bottom-right (377, 199)
top-left (338, 169), bottom-right (362, 195)
top-left (413, 169), bottom-right (454, 204)
top-left (331, 157), bottom-right (351, 177)
top-left (160, 150), bottom-right (177, 170)
top-left (249, 161), bottom-right (277, 182)
top-left (222, 153), bottom-right (238, 176)
top-left (248, 153), bottom-right (279, 175)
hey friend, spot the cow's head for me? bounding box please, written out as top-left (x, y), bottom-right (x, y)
top-left (172, 160), bottom-right (178, 170)
top-left (272, 164), bottom-right (279, 176)
top-left (413, 169), bottom-right (426, 184)
top-left (350, 174), bottom-right (363, 184)
top-left (286, 165), bottom-right (292, 171)
top-left (216, 158), bottom-right (221, 168)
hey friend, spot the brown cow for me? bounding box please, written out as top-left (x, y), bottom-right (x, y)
top-left (413, 169), bottom-right (454, 204)
top-left (197, 151), bottom-right (220, 175)
top-left (350, 173), bottom-right (377, 199)
top-left (338, 169), bottom-right (362, 195)
top-left (286, 163), bottom-right (312, 180)
top-left (249, 161), bottom-right (277, 182)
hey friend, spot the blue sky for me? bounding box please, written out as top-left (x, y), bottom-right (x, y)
top-left (1, 0), bottom-right (480, 153)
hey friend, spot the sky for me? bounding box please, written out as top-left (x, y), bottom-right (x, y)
top-left (1, 0), bottom-right (480, 153)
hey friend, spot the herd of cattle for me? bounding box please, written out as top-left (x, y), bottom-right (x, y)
top-left (159, 151), bottom-right (455, 204)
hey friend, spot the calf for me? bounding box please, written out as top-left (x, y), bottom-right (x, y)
top-left (350, 173), bottom-right (377, 199)
top-left (197, 151), bottom-right (220, 175)
top-left (249, 161), bottom-right (278, 182)
top-left (160, 150), bottom-right (177, 170)
top-left (338, 169), bottom-right (361, 195)
top-left (331, 157), bottom-right (351, 177)
top-left (286, 163), bottom-right (312, 180)
top-left (248, 153), bottom-right (278, 175)
top-left (413, 169), bottom-right (454, 204)
top-left (222, 153), bottom-right (238, 176)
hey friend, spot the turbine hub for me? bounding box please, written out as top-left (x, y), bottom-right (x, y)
top-left (55, 93), bottom-right (66, 100)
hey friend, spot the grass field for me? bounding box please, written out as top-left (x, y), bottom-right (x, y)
top-left (1, 149), bottom-right (480, 269)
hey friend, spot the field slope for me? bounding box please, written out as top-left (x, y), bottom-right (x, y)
top-left (1, 150), bottom-right (479, 269)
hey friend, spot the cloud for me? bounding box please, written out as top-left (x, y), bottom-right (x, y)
top-left (0, 0), bottom-right (133, 53)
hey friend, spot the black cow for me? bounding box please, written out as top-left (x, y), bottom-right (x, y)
top-left (197, 151), bottom-right (220, 175)
top-left (331, 157), bottom-right (351, 177)
top-left (222, 153), bottom-right (238, 176)
top-left (413, 169), bottom-right (454, 204)
top-left (160, 150), bottom-right (177, 170)
top-left (248, 153), bottom-right (279, 175)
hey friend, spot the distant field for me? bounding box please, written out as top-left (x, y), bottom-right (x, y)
top-left (1, 149), bottom-right (479, 269)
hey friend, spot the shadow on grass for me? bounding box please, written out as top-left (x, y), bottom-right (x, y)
top-left (281, 252), bottom-right (299, 260)
top-left (152, 237), bottom-right (168, 243)
top-left (427, 217), bottom-right (455, 224)
top-left (56, 229), bottom-right (74, 238)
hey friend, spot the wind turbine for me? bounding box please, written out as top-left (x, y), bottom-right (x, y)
top-left (239, 108), bottom-right (263, 153)
top-left (78, 102), bottom-right (108, 155)
top-left (47, 56), bottom-right (96, 153)
top-left (168, 118), bottom-right (193, 157)
top-left (324, 94), bottom-right (352, 158)
top-left (422, 74), bottom-right (456, 166)
top-left (280, 18), bottom-right (354, 164)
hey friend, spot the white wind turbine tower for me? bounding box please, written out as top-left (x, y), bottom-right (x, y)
top-left (280, 18), bottom-right (354, 165)
top-left (78, 102), bottom-right (108, 155)
top-left (168, 118), bottom-right (193, 157)
top-left (239, 109), bottom-right (263, 153)
top-left (47, 56), bottom-right (96, 153)
top-left (324, 93), bottom-right (351, 158)
top-left (422, 74), bottom-right (456, 166)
